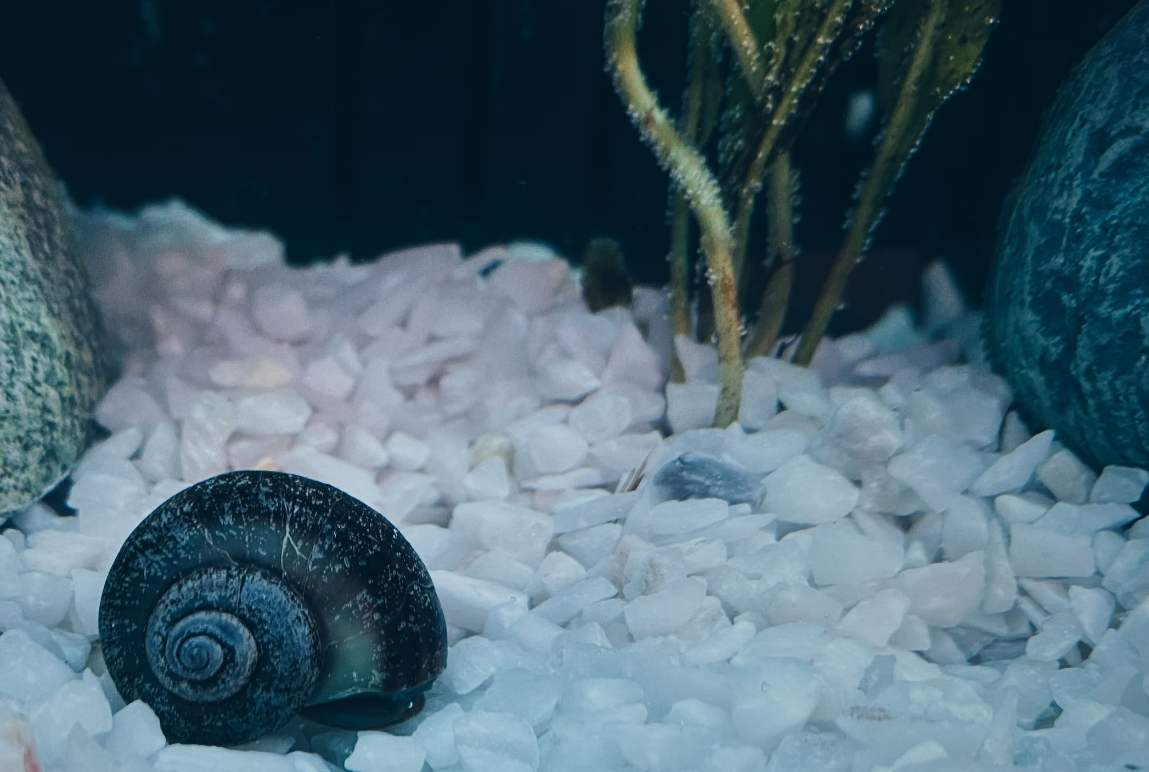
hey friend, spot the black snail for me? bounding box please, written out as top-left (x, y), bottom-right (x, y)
top-left (98, 470), bottom-right (449, 746)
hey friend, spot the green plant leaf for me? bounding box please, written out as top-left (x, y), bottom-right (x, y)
top-left (774, 0), bottom-right (894, 153)
top-left (716, 0), bottom-right (777, 177)
top-left (876, 0), bottom-right (1001, 147)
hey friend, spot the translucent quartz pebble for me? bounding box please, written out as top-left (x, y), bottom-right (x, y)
top-left (888, 435), bottom-right (983, 512)
top-left (970, 430), bottom-right (1054, 497)
top-left (252, 283), bottom-right (312, 342)
top-left (1025, 610), bottom-right (1082, 661)
top-left (666, 383), bottom-right (720, 434)
top-left (1036, 449), bottom-right (1096, 504)
top-left (345, 733), bottom-right (425, 772)
top-left (452, 710), bottom-right (539, 772)
top-left (653, 451), bottom-right (765, 509)
top-left (1090, 466), bottom-right (1149, 504)
top-left (1009, 525), bottom-right (1095, 578)
top-left (765, 456), bottom-right (859, 525)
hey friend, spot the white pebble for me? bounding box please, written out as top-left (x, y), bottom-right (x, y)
top-left (252, 283), bottom-right (312, 342)
top-left (527, 551), bottom-right (587, 598)
top-left (1036, 449), bottom-right (1096, 504)
top-left (450, 501), bottom-right (553, 567)
top-left (525, 424), bottom-right (588, 475)
top-left (600, 322), bottom-right (664, 393)
top-left (1025, 610), bottom-right (1082, 662)
top-left (1090, 466), bottom-right (1149, 504)
top-left (430, 571), bottom-right (527, 633)
top-left (887, 435), bottom-right (983, 512)
top-left (569, 392), bottom-right (633, 444)
top-left (557, 523), bottom-right (623, 568)
top-left (107, 700), bottom-right (166, 762)
top-left (623, 577), bottom-right (707, 639)
top-left (69, 569), bottom-right (105, 637)
top-left (1102, 540), bottom-right (1149, 610)
top-left (666, 383), bottom-right (719, 434)
top-left (180, 392), bottom-right (236, 482)
top-left (228, 435), bottom-right (292, 471)
top-left (738, 367), bottom-right (779, 431)
top-left (386, 432), bottom-right (430, 471)
top-left (970, 430), bottom-right (1053, 496)
top-left (138, 421), bottom-right (181, 482)
top-left (838, 588), bottom-right (911, 648)
top-left (730, 659), bottom-right (822, 753)
top-left (552, 491), bottom-right (636, 534)
top-left (152, 744), bottom-right (298, 771)
top-left (337, 425), bottom-right (390, 469)
top-left (726, 429), bottom-right (808, 475)
top-left (462, 551), bottom-right (534, 592)
top-left (412, 702), bottom-right (464, 769)
top-left (16, 572), bottom-right (73, 628)
top-left (1033, 502), bottom-right (1138, 535)
top-left (983, 519), bottom-right (1017, 615)
top-left (941, 495), bottom-right (989, 560)
top-left (809, 523), bottom-right (902, 586)
top-left (1093, 530), bottom-right (1126, 574)
top-left (463, 457), bottom-right (512, 502)
top-left (533, 577), bottom-right (619, 625)
top-left (646, 498), bottom-right (728, 537)
top-left (234, 392), bottom-right (313, 435)
top-left (21, 531), bottom-right (106, 576)
top-left (207, 356), bottom-right (290, 389)
top-left (345, 732), bottom-right (425, 772)
top-left (29, 672), bottom-right (113, 766)
top-left (452, 711), bottom-right (540, 772)
top-left (765, 584), bottom-right (844, 626)
top-left (888, 551), bottom-right (985, 627)
top-left (442, 636), bottom-right (505, 695)
top-left (1068, 585), bottom-right (1115, 645)
top-left (765, 455), bottom-right (859, 525)
top-left (1009, 525), bottom-right (1096, 578)
top-left (812, 393), bottom-right (903, 478)
top-left (994, 492), bottom-right (1051, 525)
top-left (302, 355), bottom-right (358, 400)
top-left (0, 630), bottom-right (74, 708)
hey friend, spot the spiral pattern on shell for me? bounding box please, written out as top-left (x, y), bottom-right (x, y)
top-left (99, 471), bottom-right (448, 746)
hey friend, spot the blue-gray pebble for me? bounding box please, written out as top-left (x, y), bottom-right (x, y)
top-left (0, 78), bottom-right (108, 516)
top-left (653, 451), bottom-right (765, 508)
top-left (987, 0), bottom-right (1149, 470)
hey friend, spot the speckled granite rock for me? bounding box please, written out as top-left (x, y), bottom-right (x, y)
top-left (0, 78), bottom-right (108, 516)
top-left (986, 0), bottom-right (1149, 471)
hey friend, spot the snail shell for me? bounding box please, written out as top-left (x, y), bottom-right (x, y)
top-left (99, 470), bottom-right (448, 746)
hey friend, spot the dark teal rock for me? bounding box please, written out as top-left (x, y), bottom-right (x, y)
top-left (0, 78), bottom-right (108, 516)
top-left (986, 0), bottom-right (1149, 470)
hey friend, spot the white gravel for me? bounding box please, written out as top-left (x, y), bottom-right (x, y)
top-left (0, 200), bottom-right (1146, 771)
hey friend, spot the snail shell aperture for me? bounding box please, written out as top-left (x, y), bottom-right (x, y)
top-left (98, 470), bottom-right (449, 746)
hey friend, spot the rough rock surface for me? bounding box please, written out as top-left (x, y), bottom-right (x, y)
top-left (987, 0), bottom-right (1149, 471)
top-left (0, 78), bottom-right (107, 515)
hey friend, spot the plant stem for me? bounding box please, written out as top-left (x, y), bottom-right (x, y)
top-left (731, 0), bottom-right (853, 290)
top-left (606, 0), bottom-right (744, 427)
top-left (707, 0), bottom-right (767, 102)
top-left (669, 3), bottom-right (716, 382)
top-left (669, 192), bottom-right (691, 384)
top-left (747, 151), bottom-right (795, 358)
top-left (794, 0), bottom-right (946, 366)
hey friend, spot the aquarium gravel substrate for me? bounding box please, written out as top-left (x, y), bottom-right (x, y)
top-left (2, 201), bottom-right (1149, 772)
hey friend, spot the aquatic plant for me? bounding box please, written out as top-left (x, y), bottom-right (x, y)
top-left (605, 0), bottom-right (1000, 426)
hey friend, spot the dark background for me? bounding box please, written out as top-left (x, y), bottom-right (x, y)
top-left (0, 0), bottom-right (1140, 336)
